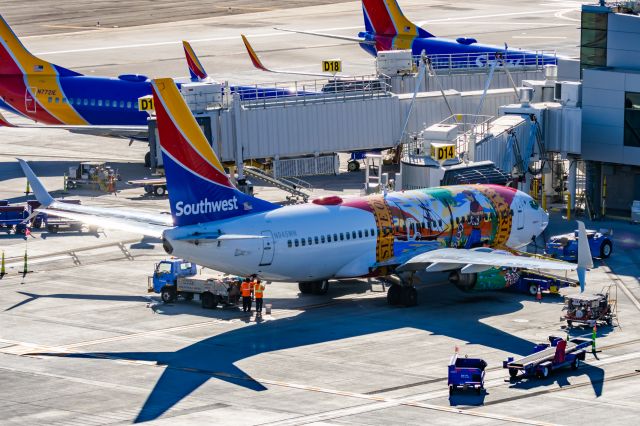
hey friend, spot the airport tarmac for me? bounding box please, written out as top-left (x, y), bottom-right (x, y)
top-left (2, 1), bottom-right (640, 425)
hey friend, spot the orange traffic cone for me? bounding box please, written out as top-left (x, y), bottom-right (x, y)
top-left (536, 286), bottom-right (542, 302)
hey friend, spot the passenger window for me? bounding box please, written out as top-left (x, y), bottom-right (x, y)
top-left (294, 239), bottom-right (299, 247)
top-left (352, 231), bottom-right (357, 239)
top-left (439, 220), bottom-right (443, 227)
top-left (314, 236), bottom-right (319, 244)
top-left (364, 229), bottom-right (369, 237)
top-left (308, 237), bottom-right (312, 245)
top-left (98, 99), bottom-right (103, 107)
top-left (333, 233), bottom-right (338, 241)
top-left (119, 100), bottom-right (125, 108)
top-left (62, 98), bottom-right (67, 104)
top-left (126, 101), bottom-right (132, 109)
top-left (47, 96), bottom-right (52, 103)
top-left (68, 98), bottom-right (73, 105)
top-left (346, 233), bottom-right (350, 240)
top-left (76, 98), bottom-right (82, 105)
top-left (90, 99), bottom-right (96, 106)
top-left (321, 235), bottom-right (325, 243)
top-left (301, 239), bottom-right (306, 246)
top-left (340, 233), bottom-right (344, 241)
top-left (83, 99), bottom-right (88, 106)
top-left (105, 100), bottom-right (110, 107)
top-left (55, 97), bottom-right (60, 103)
top-left (288, 240), bottom-right (292, 248)
top-left (371, 228), bottom-right (376, 236)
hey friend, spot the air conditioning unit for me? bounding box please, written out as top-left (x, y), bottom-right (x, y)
top-left (554, 81), bottom-right (582, 107)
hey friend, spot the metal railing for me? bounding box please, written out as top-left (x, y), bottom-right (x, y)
top-left (417, 50), bottom-right (557, 74)
top-left (239, 74), bottom-right (393, 109)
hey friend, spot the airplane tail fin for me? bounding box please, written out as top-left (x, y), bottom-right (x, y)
top-left (361, 0), bottom-right (433, 43)
top-left (0, 15), bottom-right (81, 77)
top-left (182, 41), bottom-right (208, 81)
top-left (151, 78), bottom-right (278, 227)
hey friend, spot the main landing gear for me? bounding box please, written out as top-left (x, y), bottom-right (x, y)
top-left (299, 280), bottom-right (329, 295)
top-left (386, 272), bottom-right (418, 307)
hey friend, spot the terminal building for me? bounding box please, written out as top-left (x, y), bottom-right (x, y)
top-left (579, 2), bottom-right (640, 216)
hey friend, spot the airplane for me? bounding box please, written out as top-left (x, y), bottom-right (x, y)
top-left (18, 76), bottom-right (586, 308)
top-left (275, 0), bottom-right (558, 69)
top-left (0, 15), bottom-right (303, 141)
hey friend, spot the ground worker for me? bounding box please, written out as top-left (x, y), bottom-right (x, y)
top-left (241, 277), bottom-right (252, 312)
top-left (254, 279), bottom-right (265, 315)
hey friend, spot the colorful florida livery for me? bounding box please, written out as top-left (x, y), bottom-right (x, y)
top-left (20, 77), bottom-right (580, 307)
top-left (276, 0), bottom-right (557, 69)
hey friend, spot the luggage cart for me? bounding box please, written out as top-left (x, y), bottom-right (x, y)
top-left (448, 353), bottom-right (487, 394)
top-left (503, 336), bottom-right (590, 379)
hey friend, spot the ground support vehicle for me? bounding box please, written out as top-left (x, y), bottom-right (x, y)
top-left (563, 291), bottom-right (615, 327)
top-left (0, 200), bottom-right (43, 234)
top-left (509, 270), bottom-right (578, 297)
top-left (43, 214), bottom-right (86, 233)
top-left (503, 336), bottom-right (590, 379)
top-left (149, 259), bottom-right (241, 309)
top-left (545, 229), bottom-right (613, 261)
top-left (66, 162), bottom-right (120, 192)
top-left (448, 353), bottom-right (487, 394)
top-left (127, 178), bottom-right (168, 197)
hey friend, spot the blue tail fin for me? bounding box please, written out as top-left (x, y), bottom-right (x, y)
top-left (151, 78), bottom-right (278, 227)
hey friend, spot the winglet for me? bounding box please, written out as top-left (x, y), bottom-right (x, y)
top-left (17, 158), bottom-right (54, 206)
top-left (241, 35), bottom-right (268, 71)
top-left (576, 220), bottom-right (593, 292)
top-left (182, 40), bottom-right (208, 81)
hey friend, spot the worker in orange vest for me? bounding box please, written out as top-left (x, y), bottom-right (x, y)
top-left (254, 279), bottom-right (265, 316)
top-left (241, 277), bottom-right (252, 312)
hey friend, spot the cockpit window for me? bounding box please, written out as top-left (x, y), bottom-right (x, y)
top-left (529, 200), bottom-right (539, 209)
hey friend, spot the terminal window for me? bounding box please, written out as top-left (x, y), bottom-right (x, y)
top-left (625, 92), bottom-right (640, 148)
top-left (580, 11), bottom-right (608, 70)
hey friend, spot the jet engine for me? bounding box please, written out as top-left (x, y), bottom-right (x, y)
top-left (449, 271), bottom-right (477, 292)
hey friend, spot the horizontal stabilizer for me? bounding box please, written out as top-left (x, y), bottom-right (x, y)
top-left (273, 27), bottom-right (375, 45)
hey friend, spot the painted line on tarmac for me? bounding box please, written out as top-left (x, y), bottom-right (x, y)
top-left (603, 261), bottom-right (640, 312)
top-left (33, 8), bottom-right (574, 56)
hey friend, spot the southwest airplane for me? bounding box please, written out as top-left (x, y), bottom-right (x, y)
top-left (0, 14), bottom-right (295, 139)
top-left (19, 77), bottom-right (585, 308)
top-left (277, 0), bottom-right (557, 69)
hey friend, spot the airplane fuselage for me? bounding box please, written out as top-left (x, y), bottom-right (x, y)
top-left (358, 33), bottom-right (556, 69)
top-left (165, 185), bottom-right (548, 282)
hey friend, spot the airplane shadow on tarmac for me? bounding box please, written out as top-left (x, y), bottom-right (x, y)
top-left (23, 280), bottom-right (606, 423)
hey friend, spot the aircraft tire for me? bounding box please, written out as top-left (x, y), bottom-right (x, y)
top-left (311, 280), bottom-right (329, 295)
top-left (347, 161), bottom-right (360, 172)
top-left (387, 284), bottom-right (402, 305)
top-left (298, 282), bottom-right (313, 294)
top-left (401, 286), bottom-right (418, 307)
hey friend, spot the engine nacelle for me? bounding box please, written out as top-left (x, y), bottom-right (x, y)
top-left (449, 271), bottom-right (477, 292)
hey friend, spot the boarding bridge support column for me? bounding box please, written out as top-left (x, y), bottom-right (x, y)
top-left (568, 158), bottom-right (577, 211)
top-left (232, 93), bottom-right (244, 180)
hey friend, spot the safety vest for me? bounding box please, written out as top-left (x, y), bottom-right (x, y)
top-left (240, 281), bottom-right (251, 297)
top-left (254, 283), bottom-right (265, 298)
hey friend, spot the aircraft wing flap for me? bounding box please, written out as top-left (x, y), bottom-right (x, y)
top-left (38, 208), bottom-right (166, 238)
top-left (397, 247), bottom-right (576, 273)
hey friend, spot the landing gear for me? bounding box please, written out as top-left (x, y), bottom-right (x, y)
top-left (298, 280), bottom-right (329, 295)
top-left (386, 273), bottom-right (418, 307)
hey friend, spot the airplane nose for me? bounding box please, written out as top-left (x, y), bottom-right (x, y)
top-left (540, 208), bottom-right (549, 232)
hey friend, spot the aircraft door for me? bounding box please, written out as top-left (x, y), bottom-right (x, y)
top-left (259, 231), bottom-right (274, 266)
top-left (25, 88), bottom-right (37, 114)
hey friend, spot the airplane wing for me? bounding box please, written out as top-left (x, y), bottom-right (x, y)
top-left (0, 111), bottom-right (148, 140)
top-left (241, 35), bottom-right (350, 78)
top-left (18, 159), bottom-right (171, 238)
top-left (273, 27), bottom-right (375, 45)
top-left (395, 247), bottom-right (576, 273)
